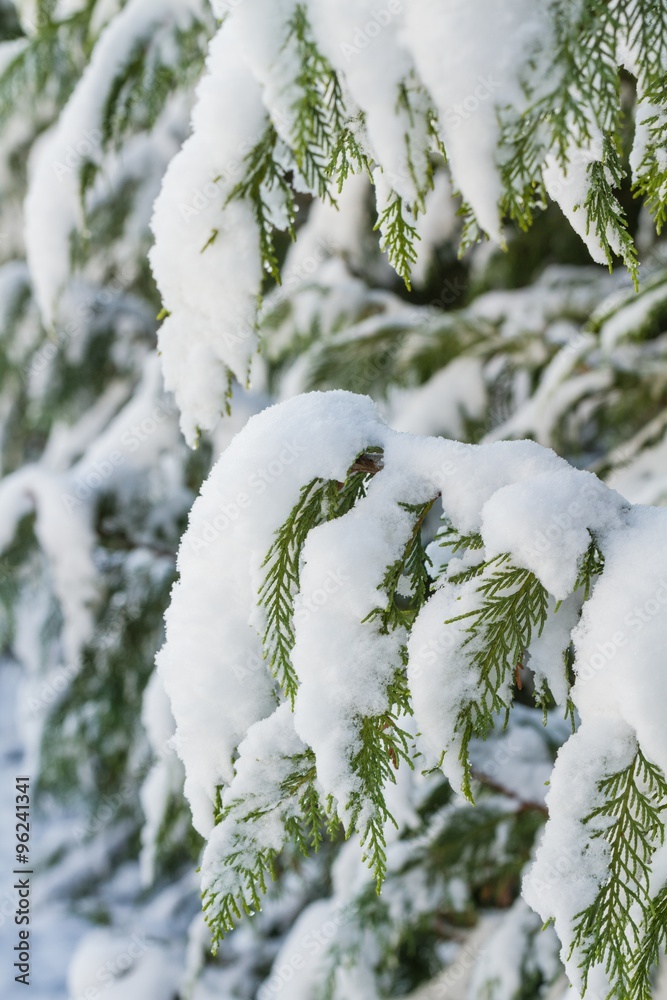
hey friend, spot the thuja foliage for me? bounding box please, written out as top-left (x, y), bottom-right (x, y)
top-left (200, 448), bottom-right (622, 953)
top-left (258, 469), bottom-right (371, 705)
top-left (573, 748), bottom-right (667, 1000)
top-left (175, 372), bottom-right (667, 1000)
top-left (443, 553), bottom-right (551, 801)
top-left (213, 0), bottom-right (667, 293)
top-left (8, 3), bottom-right (667, 998)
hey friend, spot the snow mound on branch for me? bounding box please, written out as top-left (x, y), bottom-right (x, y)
top-left (25, 0), bottom-right (200, 327)
top-left (157, 391), bottom-right (387, 835)
top-left (160, 390), bottom-right (667, 981)
top-left (163, 391), bottom-right (581, 824)
top-left (149, 17), bottom-right (267, 445)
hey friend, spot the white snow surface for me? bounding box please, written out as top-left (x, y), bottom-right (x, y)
top-left (25, 0), bottom-right (201, 327)
top-left (159, 388), bottom-right (667, 979)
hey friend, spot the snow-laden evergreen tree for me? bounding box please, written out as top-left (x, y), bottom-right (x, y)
top-left (3, 1), bottom-right (667, 999)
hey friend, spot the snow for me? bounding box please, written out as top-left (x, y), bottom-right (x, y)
top-left (524, 503), bottom-right (667, 985)
top-left (200, 702), bottom-right (310, 914)
top-left (139, 672), bottom-right (183, 886)
top-left (0, 466), bottom-right (97, 665)
top-left (527, 595), bottom-right (580, 708)
top-left (67, 927), bottom-right (181, 1000)
top-left (156, 383), bottom-right (667, 995)
top-left (162, 389), bottom-right (627, 832)
top-left (9, 3), bottom-right (667, 996)
top-left (308, 0), bottom-right (430, 205)
top-left (149, 16), bottom-right (267, 444)
top-left (543, 143), bottom-right (609, 267)
top-left (469, 706), bottom-right (567, 808)
top-left (598, 281), bottom-right (667, 350)
top-left (407, 578), bottom-right (487, 791)
top-left (291, 446), bottom-right (435, 823)
top-left (467, 899), bottom-right (560, 1000)
top-left (403, 0), bottom-right (548, 240)
top-left (389, 357), bottom-right (487, 439)
top-left (25, 0), bottom-right (201, 327)
top-left (158, 391), bottom-right (388, 835)
top-left (523, 720), bottom-right (637, 990)
top-left (480, 469), bottom-right (627, 600)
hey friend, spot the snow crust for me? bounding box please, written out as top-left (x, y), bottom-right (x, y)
top-left (149, 17), bottom-right (266, 444)
top-left (25, 0), bottom-right (200, 327)
top-left (160, 388), bottom-right (667, 973)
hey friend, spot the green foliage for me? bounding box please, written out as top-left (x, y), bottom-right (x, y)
top-left (498, 0), bottom-right (667, 278)
top-left (574, 536), bottom-right (605, 600)
top-left (287, 4), bottom-right (360, 200)
top-left (228, 125), bottom-right (297, 283)
top-left (99, 20), bottom-right (210, 150)
top-left (585, 138), bottom-right (639, 286)
top-left (203, 747), bottom-right (332, 948)
top-left (349, 673), bottom-right (415, 890)
top-left (258, 467), bottom-right (371, 705)
top-left (39, 553), bottom-right (177, 804)
top-left (258, 477), bottom-right (332, 704)
top-left (364, 500), bottom-right (434, 634)
top-left (631, 882), bottom-right (667, 1000)
top-left (215, 478), bottom-right (610, 935)
top-left (444, 552), bottom-right (550, 800)
top-left (572, 747), bottom-right (667, 1000)
top-left (227, 6), bottom-right (368, 283)
top-left (374, 193), bottom-right (420, 290)
top-left (0, 2), bottom-right (94, 127)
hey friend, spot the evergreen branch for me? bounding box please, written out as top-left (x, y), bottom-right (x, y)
top-left (287, 5), bottom-right (353, 201)
top-left (574, 535), bottom-right (605, 601)
top-left (583, 141), bottom-right (639, 289)
top-left (374, 193), bottom-right (420, 289)
top-left (349, 673), bottom-right (414, 890)
top-left (571, 748), bottom-right (667, 1000)
top-left (203, 844), bottom-right (277, 948)
top-left (203, 748), bottom-right (330, 949)
top-left (446, 555), bottom-right (550, 801)
top-left (326, 108), bottom-right (370, 192)
top-left (457, 201), bottom-right (483, 256)
top-left (99, 21), bottom-right (208, 152)
top-left (258, 460), bottom-right (376, 703)
top-left (397, 78), bottom-right (437, 211)
top-left (0, 3), bottom-right (93, 127)
top-left (364, 499), bottom-right (435, 634)
top-left (227, 125), bottom-right (297, 283)
top-left (630, 881), bottom-right (667, 1000)
top-left (258, 477), bottom-right (331, 704)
